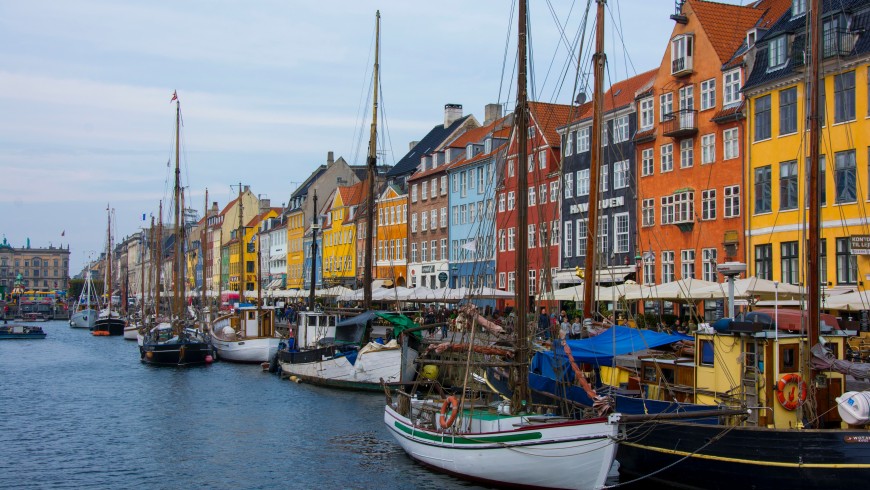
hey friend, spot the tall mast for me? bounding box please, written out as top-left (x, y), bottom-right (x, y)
top-left (172, 97), bottom-right (183, 330)
top-left (513, 0), bottom-right (530, 408)
top-left (156, 201), bottom-right (163, 320)
top-left (105, 205), bottom-right (112, 313)
top-left (256, 224), bottom-right (262, 337)
top-left (309, 190), bottom-right (318, 310)
top-left (237, 183), bottom-right (244, 308)
top-left (201, 188), bottom-right (208, 322)
top-left (363, 10), bottom-right (380, 311)
top-left (583, 0), bottom-right (606, 320)
top-left (140, 225), bottom-right (146, 323)
top-left (805, 0), bottom-right (822, 421)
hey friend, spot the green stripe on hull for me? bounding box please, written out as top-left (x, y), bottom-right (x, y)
top-left (394, 421), bottom-right (542, 444)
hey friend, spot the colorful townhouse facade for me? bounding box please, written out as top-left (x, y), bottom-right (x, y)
top-left (375, 184), bottom-right (408, 286)
top-left (407, 153), bottom-right (452, 289)
top-left (635, 0), bottom-right (787, 319)
top-left (744, 0), bottom-right (870, 292)
top-left (322, 180), bottom-right (366, 288)
top-left (496, 101), bottom-right (573, 307)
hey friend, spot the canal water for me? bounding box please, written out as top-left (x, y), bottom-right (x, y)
top-left (0, 321), bottom-right (487, 489)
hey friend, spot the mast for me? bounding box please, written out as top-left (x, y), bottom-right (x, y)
top-left (140, 225), bottom-right (146, 324)
top-left (583, 0), bottom-right (606, 320)
top-left (513, 0), bottom-right (530, 408)
top-left (363, 10), bottom-right (380, 311)
top-left (172, 97), bottom-right (183, 332)
top-left (237, 183), bottom-right (244, 313)
top-left (105, 205), bottom-right (112, 313)
top-left (201, 188), bottom-right (208, 322)
top-left (805, 0), bottom-right (822, 420)
top-left (156, 201), bottom-right (163, 320)
top-left (256, 224), bottom-right (262, 337)
top-left (309, 190), bottom-right (318, 310)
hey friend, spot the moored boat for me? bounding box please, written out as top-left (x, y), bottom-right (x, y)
top-left (0, 324), bottom-right (47, 340)
top-left (210, 307), bottom-right (280, 363)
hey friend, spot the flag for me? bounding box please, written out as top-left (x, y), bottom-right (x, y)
top-left (61, 230), bottom-right (65, 237)
top-left (142, 213), bottom-right (146, 221)
top-left (167, 158), bottom-right (170, 167)
top-left (170, 90), bottom-right (177, 103)
top-left (460, 239), bottom-right (477, 252)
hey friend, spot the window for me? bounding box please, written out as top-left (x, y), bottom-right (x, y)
top-left (836, 237), bottom-right (857, 284)
top-left (508, 160), bottom-right (514, 177)
top-left (421, 241), bottom-right (428, 262)
top-left (614, 160), bottom-right (629, 189)
top-left (508, 228), bottom-right (516, 251)
top-left (527, 154), bottom-right (534, 172)
top-left (679, 85), bottom-right (694, 111)
top-left (754, 94), bottom-right (771, 141)
top-left (821, 238), bottom-right (828, 284)
top-left (755, 244), bottom-right (773, 280)
top-left (432, 178), bottom-right (438, 198)
top-left (452, 173), bottom-right (458, 192)
top-left (564, 221), bottom-right (573, 258)
top-left (700, 79), bottom-right (716, 110)
top-left (528, 269), bottom-right (536, 296)
top-left (834, 71), bottom-right (856, 123)
top-left (769, 35), bottom-right (788, 68)
top-left (779, 87), bottom-right (798, 135)
top-left (642, 198), bottom-right (655, 227)
top-left (410, 184), bottom-right (418, 202)
top-left (662, 251), bottom-right (675, 283)
top-left (550, 181), bottom-right (559, 202)
top-left (564, 173), bottom-right (574, 198)
top-left (601, 126), bottom-right (608, 147)
top-left (755, 165), bottom-right (772, 213)
top-left (702, 189), bottom-right (716, 220)
top-left (723, 128), bottom-right (739, 160)
top-left (615, 213), bottom-right (629, 253)
top-left (613, 116), bottom-right (629, 143)
top-left (421, 180), bottom-right (428, 200)
top-left (724, 185), bottom-right (740, 218)
top-left (469, 202), bottom-right (475, 223)
top-left (681, 249), bottom-right (696, 279)
top-left (640, 97), bottom-right (654, 130)
top-left (498, 272), bottom-right (506, 289)
top-left (440, 176), bottom-right (447, 195)
top-left (411, 213), bottom-right (417, 232)
top-left (793, 0), bottom-right (806, 16)
top-left (835, 150), bottom-right (856, 203)
top-left (671, 34), bottom-right (693, 74)
top-left (440, 207), bottom-right (447, 228)
top-left (660, 93), bottom-right (673, 121)
top-left (508, 271), bottom-right (516, 292)
top-left (410, 243), bottom-right (417, 263)
top-left (421, 211), bottom-right (428, 231)
top-left (460, 171), bottom-right (467, 197)
top-left (577, 127), bottom-right (590, 152)
top-left (781, 241), bottom-right (799, 284)
top-left (431, 240), bottom-right (438, 261)
top-left (597, 215), bottom-right (609, 254)
top-left (539, 183), bottom-right (547, 204)
top-left (723, 69), bottom-right (741, 105)
top-left (477, 167), bottom-right (485, 192)
top-left (600, 164), bottom-right (609, 192)
top-left (565, 131), bottom-right (574, 156)
top-left (702, 248), bottom-right (718, 282)
top-left (528, 224), bottom-right (536, 248)
top-left (528, 186), bottom-right (536, 206)
top-left (674, 190), bottom-right (695, 223)
top-left (577, 169), bottom-right (590, 196)
top-left (576, 219), bottom-right (587, 257)
top-left (641, 148), bottom-right (654, 176)
top-left (701, 134), bottom-right (715, 164)
top-left (551, 219), bottom-right (560, 245)
top-left (540, 222), bottom-right (548, 248)
top-left (805, 155), bottom-right (827, 206)
top-left (779, 160), bottom-right (798, 210)
top-left (661, 195), bottom-right (675, 225)
top-left (643, 254), bottom-right (656, 285)
top-left (508, 191), bottom-right (515, 210)
top-left (539, 150), bottom-right (547, 169)
top-left (680, 139), bottom-right (694, 168)
top-left (498, 230), bottom-right (506, 252)
top-left (660, 143), bottom-right (674, 172)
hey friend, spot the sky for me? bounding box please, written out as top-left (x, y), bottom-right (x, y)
top-left (0, 0), bottom-right (752, 274)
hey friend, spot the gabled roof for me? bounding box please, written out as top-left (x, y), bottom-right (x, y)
top-left (603, 69), bottom-right (657, 111)
top-left (409, 115), bottom-right (512, 179)
top-left (689, 0), bottom-right (767, 63)
top-left (337, 179), bottom-right (368, 208)
top-left (246, 208), bottom-right (282, 228)
top-left (446, 142), bottom-right (507, 172)
top-left (218, 197), bottom-right (239, 217)
top-left (528, 101), bottom-right (582, 146)
top-left (290, 165), bottom-right (328, 200)
top-left (386, 114), bottom-right (476, 178)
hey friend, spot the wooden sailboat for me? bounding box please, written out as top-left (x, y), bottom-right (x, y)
top-left (277, 11), bottom-right (419, 390)
top-left (210, 184), bottom-right (280, 363)
top-left (69, 259), bottom-right (101, 329)
top-left (139, 92), bottom-right (213, 366)
top-left (615, 2), bottom-right (870, 488)
top-left (384, 3), bottom-right (619, 488)
top-left (92, 206), bottom-right (126, 336)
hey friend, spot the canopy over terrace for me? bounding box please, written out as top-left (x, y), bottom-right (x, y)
top-left (623, 279), bottom-right (719, 301)
top-left (691, 277), bottom-right (804, 301)
top-left (537, 282), bottom-right (646, 302)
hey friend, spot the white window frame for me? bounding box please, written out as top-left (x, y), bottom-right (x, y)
top-left (639, 97), bottom-right (654, 130)
top-left (577, 127), bottom-right (590, 152)
top-left (660, 143), bottom-right (674, 172)
top-left (723, 128), bottom-right (739, 160)
top-left (701, 133), bottom-right (716, 164)
top-left (614, 160), bottom-right (629, 189)
top-left (614, 213), bottom-right (630, 253)
top-left (724, 185), bottom-right (740, 218)
top-left (723, 68), bottom-right (742, 106)
top-left (660, 92), bottom-right (673, 121)
top-left (680, 139), bottom-right (694, 168)
top-left (702, 189), bottom-right (717, 221)
top-left (642, 198), bottom-right (655, 227)
top-left (641, 148), bottom-right (654, 176)
top-left (700, 78), bottom-right (716, 111)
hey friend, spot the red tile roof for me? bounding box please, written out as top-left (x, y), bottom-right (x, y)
top-left (245, 207), bottom-right (282, 228)
top-left (603, 69), bottom-right (657, 111)
top-left (528, 101), bottom-right (581, 147)
top-left (337, 179), bottom-right (368, 207)
top-left (688, 0), bottom-right (765, 63)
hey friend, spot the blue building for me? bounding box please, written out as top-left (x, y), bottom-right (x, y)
top-left (302, 230), bottom-right (322, 291)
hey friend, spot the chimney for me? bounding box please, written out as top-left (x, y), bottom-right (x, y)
top-left (259, 198), bottom-right (271, 214)
top-left (243, 185), bottom-right (250, 194)
top-left (484, 103), bottom-right (502, 126)
top-left (327, 151), bottom-right (334, 166)
top-left (444, 103), bottom-right (463, 128)
top-left (408, 140), bottom-right (419, 151)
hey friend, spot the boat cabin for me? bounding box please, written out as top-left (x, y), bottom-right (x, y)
top-left (294, 311), bottom-right (339, 349)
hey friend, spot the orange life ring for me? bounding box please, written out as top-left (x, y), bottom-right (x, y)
top-left (776, 373), bottom-right (808, 411)
top-left (439, 396), bottom-right (460, 429)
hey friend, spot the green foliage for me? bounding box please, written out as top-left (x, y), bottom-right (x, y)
top-left (67, 279), bottom-right (104, 300)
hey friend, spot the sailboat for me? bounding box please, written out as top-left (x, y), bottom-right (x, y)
top-left (277, 11), bottom-right (420, 390)
top-left (613, 2), bottom-right (870, 488)
top-left (384, 3), bottom-right (619, 488)
top-left (139, 92), bottom-right (213, 366)
top-left (92, 206), bottom-right (127, 336)
top-left (124, 229), bottom-right (148, 340)
top-left (70, 260), bottom-right (101, 329)
top-left (210, 184), bottom-right (281, 363)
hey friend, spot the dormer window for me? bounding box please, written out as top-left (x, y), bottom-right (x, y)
top-left (484, 137), bottom-right (492, 154)
top-left (466, 144), bottom-right (474, 160)
top-left (671, 34), bottom-right (694, 76)
top-left (792, 0), bottom-right (806, 17)
top-left (528, 126), bottom-right (536, 139)
top-left (768, 35), bottom-right (788, 68)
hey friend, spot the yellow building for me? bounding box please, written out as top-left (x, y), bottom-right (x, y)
top-left (744, 15), bottom-right (869, 294)
top-left (286, 209), bottom-right (305, 290)
top-left (227, 208), bottom-right (279, 292)
top-left (375, 184), bottom-right (408, 286)
top-left (211, 187), bottom-right (259, 294)
top-left (322, 180), bottom-right (367, 287)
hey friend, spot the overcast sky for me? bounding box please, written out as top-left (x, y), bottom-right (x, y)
top-left (0, 0), bottom-right (751, 273)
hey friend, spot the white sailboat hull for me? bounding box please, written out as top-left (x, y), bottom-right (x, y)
top-left (212, 335), bottom-right (280, 363)
top-left (123, 325), bottom-right (138, 340)
top-left (385, 404), bottom-right (619, 490)
top-left (70, 309), bottom-right (97, 329)
top-left (279, 344), bottom-right (407, 390)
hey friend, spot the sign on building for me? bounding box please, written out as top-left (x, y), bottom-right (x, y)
top-left (850, 235), bottom-right (870, 255)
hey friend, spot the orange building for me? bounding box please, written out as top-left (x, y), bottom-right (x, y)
top-left (635, 0), bottom-right (787, 319)
top-left (374, 184), bottom-right (408, 286)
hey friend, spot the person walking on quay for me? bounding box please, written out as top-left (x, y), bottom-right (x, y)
top-left (538, 307), bottom-right (550, 339)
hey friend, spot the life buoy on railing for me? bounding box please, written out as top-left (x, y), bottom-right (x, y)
top-left (439, 396), bottom-right (460, 429)
top-left (776, 373), bottom-right (808, 411)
